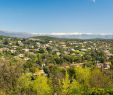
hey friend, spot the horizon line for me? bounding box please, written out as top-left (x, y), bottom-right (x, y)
top-left (0, 30), bottom-right (113, 36)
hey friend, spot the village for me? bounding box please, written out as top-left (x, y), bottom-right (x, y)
top-left (1, 35), bottom-right (113, 95)
top-left (0, 36), bottom-right (113, 71)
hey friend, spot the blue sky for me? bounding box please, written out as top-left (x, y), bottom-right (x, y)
top-left (0, 0), bottom-right (113, 34)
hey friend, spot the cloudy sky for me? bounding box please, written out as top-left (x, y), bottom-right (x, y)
top-left (0, 0), bottom-right (113, 34)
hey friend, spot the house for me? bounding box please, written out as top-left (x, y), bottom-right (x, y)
top-left (10, 50), bottom-right (16, 53)
top-left (81, 49), bottom-right (87, 51)
top-left (22, 49), bottom-right (29, 52)
top-left (24, 57), bottom-right (30, 61)
top-left (18, 54), bottom-right (24, 58)
top-left (103, 62), bottom-right (110, 69)
top-left (18, 41), bottom-right (24, 46)
top-left (70, 63), bottom-right (85, 68)
top-left (96, 62), bottom-right (110, 70)
top-left (96, 63), bottom-right (103, 69)
top-left (0, 48), bottom-right (9, 52)
top-left (49, 41), bottom-right (52, 43)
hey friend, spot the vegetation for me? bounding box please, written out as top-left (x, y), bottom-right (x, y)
top-left (0, 36), bottom-right (113, 95)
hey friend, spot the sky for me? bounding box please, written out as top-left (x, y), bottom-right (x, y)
top-left (0, 0), bottom-right (113, 34)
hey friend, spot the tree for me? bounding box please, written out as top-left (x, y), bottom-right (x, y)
top-left (89, 68), bottom-right (112, 88)
top-left (17, 73), bottom-right (34, 95)
top-left (75, 67), bottom-right (90, 87)
top-left (49, 66), bottom-right (64, 95)
top-left (0, 60), bottom-right (23, 95)
top-left (68, 80), bottom-right (82, 95)
top-left (61, 71), bottom-right (70, 95)
top-left (32, 75), bottom-right (52, 95)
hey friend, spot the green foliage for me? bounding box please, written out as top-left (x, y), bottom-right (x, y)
top-left (87, 88), bottom-right (113, 95)
top-left (75, 67), bottom-right (90, 87)
top-left (68, 80), bottom-right (83, 95)
top-left (61, 71), bottom-right (70, 95)
top-left (1, 36), bottom-right (113, 95)
top-left (18, 73), bottom-right (32, 90)
top-left (89, 68), bottom-right (113, 88)
top-left (32, 75), bottom-right (52, 95)
top-left (0, 89), bottom-right (6, 95)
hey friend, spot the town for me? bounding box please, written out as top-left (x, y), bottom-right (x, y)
top-left (0, 36), bottom-right (113, 69)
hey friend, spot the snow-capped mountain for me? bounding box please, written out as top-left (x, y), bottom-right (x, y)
top-left (0, 31), bottom-right (113, 39)
top-left (50, 32), bottom-right (113, 39)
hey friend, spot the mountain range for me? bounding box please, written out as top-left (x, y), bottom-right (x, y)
top-left (0, 31), bottom-right (33, 38)
top-left (0, 31), bottom-right (113, 39)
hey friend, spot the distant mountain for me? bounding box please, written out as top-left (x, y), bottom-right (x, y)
top-left (0, 31), bottom-right (33, 38)
top-left (0, 31), bottom-right (113, 39)
top-left (51, 34), bottom-right (113, 39)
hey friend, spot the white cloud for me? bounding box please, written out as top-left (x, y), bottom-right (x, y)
top-left (50, 32), bottom-right (113, 36)
top-left (50, 32), bottom-right (82, 35)
top-left (31, 32), bottom-right (113, 36)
